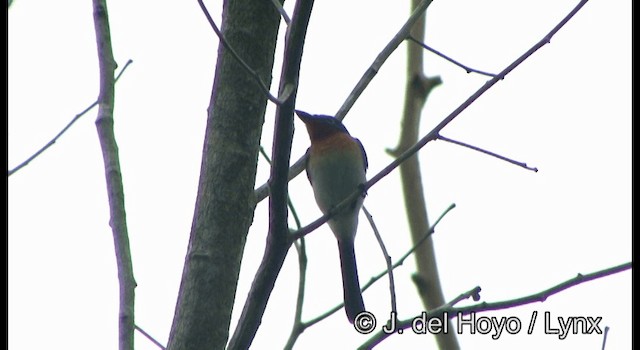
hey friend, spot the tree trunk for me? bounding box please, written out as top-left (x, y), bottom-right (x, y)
top-left (167, 1), bottom-right (282, 349)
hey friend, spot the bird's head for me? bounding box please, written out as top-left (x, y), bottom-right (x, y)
top-left (295, 110), bottom-right (350, 142)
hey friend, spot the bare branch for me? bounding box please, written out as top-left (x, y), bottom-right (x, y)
top-left (601, 326), bottom-right (610, 350)
top-left (197, 0), bottom-right (287, 105)
top-left (283, 229), bottom-right (307, 350)
top-left (334, 0), bottom-right (435, 120)
top-left (269, 0), bottom-right (291, 25)
top-left (259, 147), bottom-right (308, 350)
top-left (451, 262), bottom-right (631, 315)
top-left (407, 35), bottom-right (497, 77)
top-left (135, 325), bottom-right (166, 350)
top-left (364, 0), bottom-right (590, 193)
top-left (8, 59), bottom-right (133, 176)
top-left (438, 134), bottom-right (538, 172)
top-left (288, 197), bottom-right (356, 242)
top-left (377, 203), bottom-right (455, 276)
top-left (92, 0), bottom-right (136, 349)
top-left (363, 206), bottom-right (397, 315)
top-left (443, 286), bottom-right (482, 308)
top-left (361, 261), bottom-right (632, 349)
top-left (301, 203), bottom-right (455, 328)
top-left (394, 0), bottom-right (454, 346)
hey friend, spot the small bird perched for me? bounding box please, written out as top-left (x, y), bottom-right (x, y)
top-left (295, 110), bottom-right (367, 323)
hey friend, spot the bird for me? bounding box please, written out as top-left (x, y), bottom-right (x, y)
top-left (295, 110), bottom-right (367, 323)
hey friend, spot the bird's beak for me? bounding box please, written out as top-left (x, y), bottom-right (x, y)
top-left (295, 110), bottom-right (313, 123)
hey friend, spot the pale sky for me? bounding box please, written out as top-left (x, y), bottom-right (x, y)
top-left (8, 0), bottom-right (631, 349)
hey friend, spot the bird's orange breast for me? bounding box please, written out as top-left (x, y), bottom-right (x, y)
top-left (310, 132), bottom-right (362, 159)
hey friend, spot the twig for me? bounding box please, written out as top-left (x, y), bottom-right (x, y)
top-left (134, 325), bottom-right (166, 350)
top-left (302, 204), bottom-right (455, 328)
top-left (269, 0), bottom-right (291, 25)
top-left (362, 0), bottom-right (590, 194)
top-left (454, 262), bottom-right (631, 315)
top-left (363, 206), bottom-right (397, 315)
top-left (601, 326), bottom-right (610, 350)
top-left (283, 227), bottom-right (307, 350)
top-left (286, 172), bottom-right (308, 350)
top-left (443, 286), bottom-right (482, 308)
top-left (438, 134), bottom-right (538, 172)
top-left (288, 201), bottom-right (348, 242)
top-left (364, 203), bottom-right (455, 289)
top-left (407, 35), bottom-right (497, 77)
top-left (258, 146), bottom-right (271, 165)
top-left (8, 59), bottom-right (133, 176)
top-left (197, 0), bottom-right (289, 105)
top-left (259, 146), bottom-right (305, 235)
top-left (253, 0), bottom-right (436, 203)
top-left (92, 1), bottom-right (136, 349)
top-left (335, 0), bottom-right (434, 120)
top-left (361, 261), bottom-right (631, 349)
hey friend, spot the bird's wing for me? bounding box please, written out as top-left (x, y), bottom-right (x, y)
top-left (355, 138), bottom-right (368, 171)
top-left (304, 147), bottom-right (313, 184)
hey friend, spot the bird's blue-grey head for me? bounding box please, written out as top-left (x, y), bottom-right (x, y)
top-left (295, 110), bottom-right (350, 141)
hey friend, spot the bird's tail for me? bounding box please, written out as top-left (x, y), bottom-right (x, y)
top-left (338, 239), bottom-right (365, 323)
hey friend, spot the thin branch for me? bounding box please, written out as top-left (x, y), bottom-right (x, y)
top-left (283, 227), bottom-right (307, 350)
top-left (269, 0), bottom-right (291, 25)
top-left (226, 0), bottom-right (313, 347)
top-left (8, 59), bottom-right (133, 176)
top-left (301, 203), bottom-right (455, 328)
top-left (197, 0), bottom-right (289, 105)
top-left (362, 206), bottom-right (397, 315)
top-left (253, 0), bottom-right (435, 203)
top-left (362, 0), bottom-right (590, 194)
top-left (601, 326), bottom-right (610, 350)
top-left (362, 203), bottom-right (455, 292)
top-left (438, 134), bottom-right (538, 172)
top-left (288, 206), bottom-right (303, 237)
top-left (361, 261), bottom-right (632, 349)
top-left (407, 35), bottom-right (497, 77)
top-left (287, 179), bottom-right (308, 348)
top-left (288, 201), bottom-right (349, 242)
top-left (92, 1), bottom-right (136, 349)
top-left (259, 146), bottom-right (304, 231)
top-left (335, 0), bottom-right (434, 120)
top-left (443, 286), bottom-right (482, 308)
top-left (259, 146), bottom-right (308, 350)
top-left (134, 325), bottom-right (166, 350)
top-left (258, 146), bottom-right (271, 165)
top-left (451, 262), bottom-right (631, 315)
